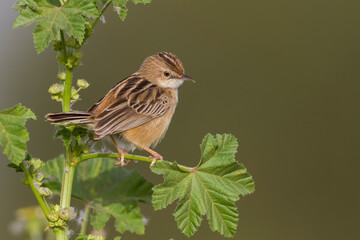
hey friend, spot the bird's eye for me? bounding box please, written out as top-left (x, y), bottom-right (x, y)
top-left (164, 71), bottom-right (171, 78)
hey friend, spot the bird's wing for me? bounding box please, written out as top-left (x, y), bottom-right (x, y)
top-left (89, 75), bottom-right (171, 138)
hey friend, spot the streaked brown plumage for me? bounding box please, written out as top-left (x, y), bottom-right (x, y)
top-left (46, 52), bottom-right (194, 166)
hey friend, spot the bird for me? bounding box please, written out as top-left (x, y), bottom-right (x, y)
top-left (46, 52), bottom-right (194, 167)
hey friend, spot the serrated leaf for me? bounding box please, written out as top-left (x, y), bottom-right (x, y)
top-left (151, 134), bottom-right (255, 238)
top-left (42, 157), bottom-right (153, 234)
top-left (112, 0), bottom-right (150, 21)
top-left (13, 0), bottom-right (99, 53)
top-left (90, 209), bottom-right (111, 231)
top-left (91, 203), bottom-right (145, 234)
top-left (0, 104), bottom-right (36, 165)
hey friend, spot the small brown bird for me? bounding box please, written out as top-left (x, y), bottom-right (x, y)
top-left (46, 52), bottom-right (194, 166)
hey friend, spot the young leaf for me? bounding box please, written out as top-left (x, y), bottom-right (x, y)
top-left (0, 104), bottom-right (36, 165)
top-left (13, 0), bottom-right (99, 53)
top-left (42, 157), bottom-right (153, 234)
top-left (112, 0), bottom-right (151, 21)
top-left (151, 134), bottom-right (255, 238)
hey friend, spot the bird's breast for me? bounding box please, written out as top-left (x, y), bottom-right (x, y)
top-left (122, 90), bottom-right (178, 148)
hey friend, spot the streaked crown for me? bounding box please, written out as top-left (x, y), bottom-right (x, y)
top-left (140, 52), bottom-right (185, 76)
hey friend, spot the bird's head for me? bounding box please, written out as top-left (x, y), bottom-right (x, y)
top-left (140, 52), bottom-right (194, 89)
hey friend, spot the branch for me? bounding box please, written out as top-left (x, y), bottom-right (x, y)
top-left (20, 163), bottom-right (50, 218)
top-left (92, 0), bottom-right (112, 29)
top-left (77, 153), bottom-right (193, 172)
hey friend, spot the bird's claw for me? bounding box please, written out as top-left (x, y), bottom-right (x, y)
top-left (114, 152), bottom-right (129, 167)
top-left (149, 154), bottom-right (163, 167)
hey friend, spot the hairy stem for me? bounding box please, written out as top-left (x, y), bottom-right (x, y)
top-left (80, 202), bottom-right (91, 236)
top-left (92, 0), bottom-right (112, 29)
top-left (56, 31), bottom-right (75, 240)
top-left (20, 163), bottom-right (50, 217)
top-left (77, 153), bottom-right (193, 172)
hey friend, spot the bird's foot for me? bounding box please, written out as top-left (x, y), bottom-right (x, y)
top-left (149, 154), bottom-right (163, 167)
top-left (114, 151), bottom-right (129, 167)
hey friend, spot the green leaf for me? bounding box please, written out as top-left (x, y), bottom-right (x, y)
top-left (151, 134), bottom-right (255, 238)
top-left (0, 104), bottom-right (36, 165)
top-left (55, 126), bottom-right (72, 148)
top-left (7, 163), bottom-right (24, 172)
top-left (13, 0), bottom-right (99, 53)
top-left (112, 0), bottom-right (151, 21)
top-left (91, 203), bottom-right (145, 234)
top-left (42, 157), bottom-right (153, 234)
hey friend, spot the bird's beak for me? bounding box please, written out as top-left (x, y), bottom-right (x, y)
top-left (180, 74), bottom-right (195, 83)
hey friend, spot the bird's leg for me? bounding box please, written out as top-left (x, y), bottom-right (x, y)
top-left (110, 135), bottom-right (129, 166)
top-left (131, 141), bottom-right (163, 167)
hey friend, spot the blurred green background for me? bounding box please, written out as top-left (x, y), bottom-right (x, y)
top-left (1, 0), bottom-right (359, 239)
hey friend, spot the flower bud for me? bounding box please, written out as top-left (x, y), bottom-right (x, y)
top-left (57, 72), bottom-right (66, 81)
top-left (53, 205), bottom-right (61, 213)
top-left (27, 159), bottom-right (44, 174)
top-left (77, 79), bottom-right (89, 89)
top-left (71, 88), bottom-right (80, 101)
top-left (73, 51), bottom-right (83, 60)
top-left (48, 211), bottom-right (59, 222)
top-left (51, 95), bottom-right (62, 102)
top-left (48, 83), bottom-right (62, 95)
top-left (22, 179), bottom-right (29, 186)
top-left (34, 172), bottom-right (44, 182)
top-left (38, 187), bottom-right (52, 197)
top-left (59, 208), bottom-right (71, 220)
top-left (73, 60), bottom-right (80, 67)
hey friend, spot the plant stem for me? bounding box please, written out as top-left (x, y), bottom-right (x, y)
top-left (77, 153), bottom-right (193, 172)
top-left (60, 30), bottom-right (67, 60)
top-left (92, 0), bottom-right (112, 29)
top-left (80, 202), bottom-right (91, 236)
top-left (20, 163), bottom-right (50, 217)
top-left (56, 31), bottom-right (76, 240)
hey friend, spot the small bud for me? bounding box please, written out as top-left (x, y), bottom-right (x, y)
top-left (55, 219), bottom-right (66, 227)
top-left (48, 211), bottom-right (59, 222)
top-left (27, 159), bottom-right (44, 174)
top-left (34, 172), bottom-right (44, 182)
top-left (73, 60), bottom-right (80, 67)
top-left (49, 83), bottom-right (62, 95)
top-left (77, 79), bottom-right (89, 89)
top-left (22, 178), bottom-right (29, 186)
top-left (38, 187), bottom-right (52, 197)
top-left (57, 72), bottom-right (66, 80)
top-left (53, 205), bottom-right (61, 213)
top-left (73, 51), bottom-right (83, 60)
top-left (51, 95), bottom-right (62, 102)
top-left (71, 88), bottom-right (80, 101)
top-left (59, 208), bottom-right (71, 220)
top-left (33, 181), bottom-right (42, 188)
top-left (71, 94), bottom-right (80, 101)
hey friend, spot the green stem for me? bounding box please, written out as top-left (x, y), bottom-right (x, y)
top-left (54, 229), bottom-right (65, 240)
top-left (79, 202), bottom-right (91, 236)
top-left (62, 68), bottom-right (73, 112)
top-left (77, 153), bottom-right (192, 172)
top-left (56, 30), bottom-right (76, 240)
top-left (20, 163), bottom-right (50, 217)
top-left (92, 0), bottom-right (112, 29)
top-left (60, 30), bottom-right (67, 60)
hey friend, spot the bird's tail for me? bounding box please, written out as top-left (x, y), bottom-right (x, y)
top-left (45, 111), bottom-right (93, 125)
